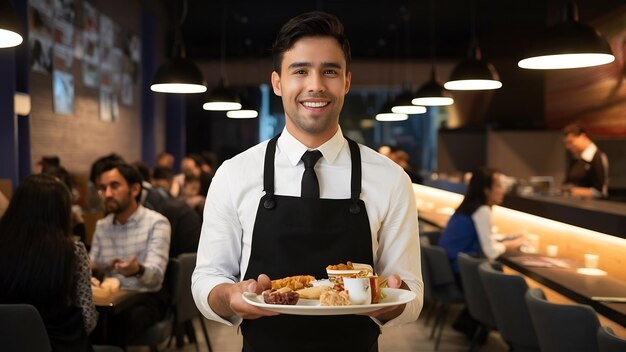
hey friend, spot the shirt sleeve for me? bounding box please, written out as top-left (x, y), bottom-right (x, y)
top-left (472, 206), bottom-right (505, 259)
top-left (591, 151), bottom-right (609, 198)
top-left (73, 241), bottom-right (98, 333)
top-left (137, 216), bottom-right (171, 291)
top-left (192, 161), bottom-right (244, 326)
top-left (374, 170), bottom-right (424, 327)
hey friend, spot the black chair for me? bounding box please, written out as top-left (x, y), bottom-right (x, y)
top-left (173, 252), bottom-right (212, 352)
top-left (0, 303), bottom-right (52, 352)
top-left (478, 261), bottom-right (539, 352)
top-left (457, 253), bottom-right (498, 352)
top-left (0, 304), bottom-right (122, 352)
top-left (129, 258), bottom-right (181, 352)
top-left (420, 243), bottom-right (465, 351)
top-left (525, 287), bottom-right (600, 352)
top-left (597, 326), bottom-right (626, 352)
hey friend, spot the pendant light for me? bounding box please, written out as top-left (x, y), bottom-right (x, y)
top-left (376, 100), bottom-right (408, 121)
top-left (518, 1), bottom-right (615, 70)
top-left (203, 1), bottom-right (241, 111)
top-left (226, 89), bottom-right (257, 118)
top-left (390, 9), bottom-right (426, 115)
top-left (444, 0), bottom-right (502, 91)
top-left (151, 0), bottom-right (206, 94)
top-left (412, 0), bottom-right (454, 106)
top-left (0, 0), bottom-right (24, 48)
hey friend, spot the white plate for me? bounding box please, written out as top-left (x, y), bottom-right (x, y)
top-left (242, 288), bottom-right (417, 316)
top-left (576, 268), bottom-right (607, 276)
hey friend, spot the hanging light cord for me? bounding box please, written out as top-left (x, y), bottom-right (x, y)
top-left (428, 0), bottom-right (437, 73)
top-left (172, 0), bottom-right (189, 58)
top-left (220, 1), bottom-right (228, 81)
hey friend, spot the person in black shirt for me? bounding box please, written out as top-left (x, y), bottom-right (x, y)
top-left (562, 123), bottom-right (609, 199)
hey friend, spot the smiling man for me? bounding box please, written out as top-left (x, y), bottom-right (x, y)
top-left (192, 11), bottom-right (423, 351)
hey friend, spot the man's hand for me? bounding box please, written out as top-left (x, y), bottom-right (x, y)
top-left (209, 274), bottom-right (279, 320)
top-left (112, 256), bottom-right (141, 277)
top-left (364, 274), bottom-right (407, 322)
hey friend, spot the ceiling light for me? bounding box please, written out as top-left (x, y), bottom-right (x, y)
top-left (391, 89), bottom-right (427, 115)
top-left (415, 0), bottom-right (454, 106)
top-left (413, 69), bottom-right (454, 106)
top-left (376, 113), bottom-right (408, 122)
top-left (151, 57), bottom-right (207, 93)
top-left (203, 2), bottom-right (241, 110)
top-left (150, 0), bottom-right (206, 94)
top-left (518, 1), bottom-right (615, 70)
top-left (444, 44), bottom-right (502, 91)
top-left (444, 0), bottom-right (502, 91)
top-left (0, 0), bottom-right (24, 48)
top-left (202, 78), bottom-right (242, 111)
top-left (227, 109), bottom-right (258, 119)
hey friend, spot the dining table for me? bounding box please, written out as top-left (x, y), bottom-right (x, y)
top-left (93, 289), bottom-right (148, 345)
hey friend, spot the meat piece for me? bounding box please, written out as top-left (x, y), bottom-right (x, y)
top-left (262, 287), bottom-right (300, 305)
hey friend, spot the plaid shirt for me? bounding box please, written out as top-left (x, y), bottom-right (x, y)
top-left (90, 205), bottom-right (171, 292)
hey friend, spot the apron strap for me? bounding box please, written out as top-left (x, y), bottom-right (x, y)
top-left (346, 138), bottom-right (362, 214)
top-left (262, 134), bottom-right (280, 209)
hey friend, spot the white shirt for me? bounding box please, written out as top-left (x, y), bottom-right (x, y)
top-left (192, 127), bottom-right (423, 327)
top-left (472, 205), bottom-right (506, 259)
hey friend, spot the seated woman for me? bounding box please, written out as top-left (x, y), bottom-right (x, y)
top-left (438, 167), bottom-right (524, 339)
top-left (439, 167), bottom-right (524, 276)
top-left (0, 174), bottom-right (98, 351)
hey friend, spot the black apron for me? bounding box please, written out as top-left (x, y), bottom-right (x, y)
top-left (242, 135), bottom-right (380, 352)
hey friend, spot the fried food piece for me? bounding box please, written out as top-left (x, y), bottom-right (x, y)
top-left (271, 275), bottom-right (315, 291)
top-left (326, 261), bottom-right (354, 270)
top-left (296, 285), bottom-right (331, 299)
top-left (262, 287), bottom-right (299, 305)
top-left (320, 290), bottom-right (351, 306)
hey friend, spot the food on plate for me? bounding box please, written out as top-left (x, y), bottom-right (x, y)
top-left (91, 277), bottom-right (121, 299)
top-left (271, 275), bottom-right (315, 290)
top-left (262, 287), bottom-right (300, 305)
top-left (320, 289), bottom-right (350, 306)
top-left (326, 261), bottom-right (354, 270)
top-left (296, 285), bottom-right (331, 299)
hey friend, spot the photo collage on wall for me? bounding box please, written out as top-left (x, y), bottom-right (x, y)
top-left (28, 0), bottom-right (141, 120)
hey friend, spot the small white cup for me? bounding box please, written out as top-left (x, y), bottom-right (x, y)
top-left (343, 277), bottom-right (371, 305)
top-left (546, 245), bottom-right (559, 257)
top-left (525, 234), bottom-right (540, 254)
top-left (584, 254), bottom-right (599, 269)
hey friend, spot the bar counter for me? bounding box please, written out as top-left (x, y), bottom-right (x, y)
top-left (413, 184), bottom-right (626, 335)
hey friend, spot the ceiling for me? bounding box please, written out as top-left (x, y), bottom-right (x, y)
top-left (176, 0), bottom-right (626, 63)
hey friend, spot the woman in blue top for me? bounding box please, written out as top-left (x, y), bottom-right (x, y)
top-left (440, 167), bottom-right (524, 275)
top-left (439, 167), bottom-right (525, 340)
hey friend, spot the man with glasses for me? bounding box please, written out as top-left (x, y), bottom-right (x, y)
top-left (89, 162), bottom-right (171, 345)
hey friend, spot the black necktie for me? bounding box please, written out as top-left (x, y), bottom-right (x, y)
top-left (301, 150), bottom-right (323, 198)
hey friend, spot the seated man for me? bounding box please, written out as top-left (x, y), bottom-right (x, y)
top-left (89, 162), bottom-right (171, 345)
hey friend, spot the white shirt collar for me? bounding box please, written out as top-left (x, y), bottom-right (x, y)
top-left (277, 127), bottom-right (346, 166)
top-left (580, 143), bottom-right (597, 162)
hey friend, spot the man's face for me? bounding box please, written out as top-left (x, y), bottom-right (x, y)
top-left (97, 168), bottom-right (139, 214)
top-left (271, 36), bottom-right (351, 144)
top-left (564, 133), bottom-right (586, 155)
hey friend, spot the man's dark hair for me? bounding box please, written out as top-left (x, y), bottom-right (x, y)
top-left (100, 162), bottom-right (143, 203)
top-left (89, 153), bottom-right (125, 184)
top-left (563, 122), bottom-right (587, 137)
top-left (272, 11), bottom-right (351, 74)
top-left (132, 161), bottom-right (151, 183)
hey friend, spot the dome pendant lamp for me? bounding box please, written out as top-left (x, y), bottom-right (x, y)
top-left (151, 0), bottom-right (207, 94)
top-left (203, 1), bottom-right (241, 112)
top-left (0, 0), bottom-right (24, 48)
top-left (444, 0), bottom-right (502, 91)
top-left (391, 87), bottom-right (427, 115)
top-left (518, 1), bottom-right (615, 70)
top-left (413, 0), bottom-right (453, 106)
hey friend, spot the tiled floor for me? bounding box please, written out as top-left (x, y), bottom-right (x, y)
top-left (129, 304), bottom-right (509, 352)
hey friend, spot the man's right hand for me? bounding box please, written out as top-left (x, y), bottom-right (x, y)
top-left (209, 274), bottom-right (279, 319)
